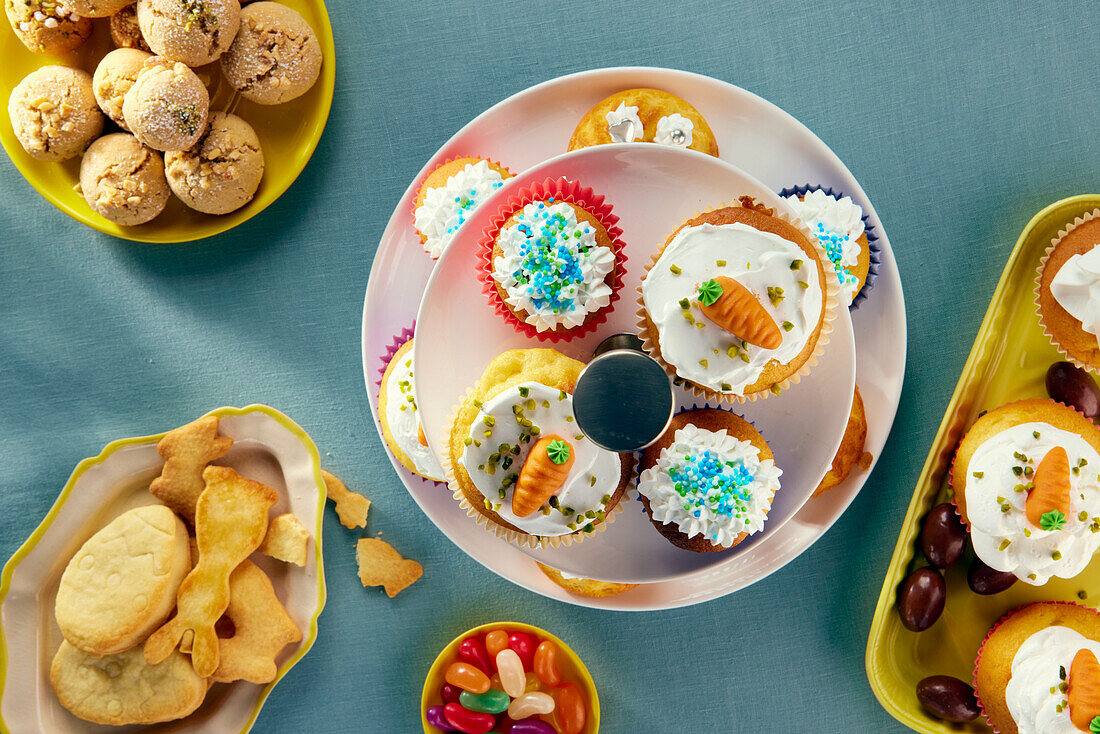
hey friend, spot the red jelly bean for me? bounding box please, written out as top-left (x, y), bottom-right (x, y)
top-left (440, 683), bottom-right (462, 704)
top-left (555, 682), bottom-right (586, 734)
top-left (459, 635), bottom-right (494, 675)
top-left (508, 632), bottom-right (537, 669)
top-left (533, 640), bottom-right (561, 686)
top-left (444, 702), bottom-right (495, 734)
top-left (493, 712), bottom-right (516, 733)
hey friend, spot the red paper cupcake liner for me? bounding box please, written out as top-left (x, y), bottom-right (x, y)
top-left (476, 177), bottom-right (627, 342)
top-left (411, 155), bottom-right (513, 260)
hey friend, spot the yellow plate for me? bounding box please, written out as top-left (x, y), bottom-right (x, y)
top-left (421, 621), bottom-right (600, 733)
top-left (0, 1), bottom-right (335, 243)
top-left (866, 195), bottom-right (1100, 732)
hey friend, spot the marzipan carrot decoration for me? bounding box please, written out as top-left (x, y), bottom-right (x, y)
top-left (417, 424), bottom-right (427, 447)
top-left (1026, 445), bottom-right (1071, 529)
top-left (512, 435), bottom-right (574, 517)
top-left (696, 276), bottom-right (782, 349)
top-left (1068, 648), bottom-right (1100, 731)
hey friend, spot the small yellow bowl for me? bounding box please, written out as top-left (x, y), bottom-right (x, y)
top-left (421, 621), bottom-right (600, 734)
top-left (0, 0), bottom-right (335, 243)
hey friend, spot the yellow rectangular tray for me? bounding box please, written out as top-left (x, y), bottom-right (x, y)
top-left (866, 194), bottom-right (1100, 733)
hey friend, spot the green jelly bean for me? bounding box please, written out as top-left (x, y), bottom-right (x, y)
top-left (459, 688), bottom-right (510, 714)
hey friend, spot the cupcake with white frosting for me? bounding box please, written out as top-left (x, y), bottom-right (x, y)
top-left (974, 602), bottom-right (1100, 734)
top-left (412, 155), bottom-right (512, 259)
top-left (637, 408), bottom-right (781, 552)
top-left (444, 348), bottom-right (632, 548)
top-left (638, 197), bottom-right (836, 402)
top-left (377, 333), bottom-right (444, 482)
top-left (567, 87), bottom-right (719, 157)
top-left (951, 399), bottom-right (1100, 586)
top-left (1037, 211), bottom-right (1100, 372)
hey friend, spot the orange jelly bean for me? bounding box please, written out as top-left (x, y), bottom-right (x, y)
top-left (445, 661), bottom-right (490, 694)
top-left (485, 629), bottom-right (509, 658)
top-left (555, 681), bottom-right (586, 734)
top-left (533, 640), bottom-right (561, 687)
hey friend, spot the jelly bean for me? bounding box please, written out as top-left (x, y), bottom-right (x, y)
top-left (554, 682), bottom-right (586, 734)
top-left (444, 702), bottom-right (495, 734)
top-left (446, 661), bottom-right (490, 694)
top-left (459, 636), bottom-right (495, 675)
top-left (533, 641), bottom-right (561, 687)
top-left (509, 720), bottom-right (557, 734)
top-left (523, 672), bottom-right (541, 693)
top-left (493, 713), bottom-right (516, 733)
top-left (508, 631), bottom-right (538, 669)
top-left (441, 683), bottom-right (462, 704)
top-left (495, 649), bottom-right (526, 698)
top-left (507, 691), bottom-right (555, 720)
top-left (485, 629), bottom-right (509, 658)
top-left (427, 705), bottom-right (458, 732)
top-left (460, 689), bottom-right (510, 715)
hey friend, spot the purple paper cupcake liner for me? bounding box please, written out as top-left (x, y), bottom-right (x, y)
top-left (779, 184), bottom-right (881, 310)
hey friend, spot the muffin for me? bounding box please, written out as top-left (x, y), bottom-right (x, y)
top-left (6, 0), bottom-right (91, 54)
top-left (568, 88), bottom-right (719, 156)
top-left (535, 562), bottom-right (638, 598)
top-left (974, 602), bottom-right (1100, 734)
top-left (377, 337), bottom-right (445, 482)
top-left (445, 348), bottom-right (633, 547)
top-left (92, 47), bottom-right (152, 131)
top-left (813, 386), bottom-right (871, 497)
top-left (220, 1), bottom-right (320, 105)
top-left (122, 57), bottom-right (209, 151)
top-left (782, 187), bottom-right (873, 307)
top-left (136, 0), bottom-right (240, 67)
top-left (80, 133), bottom-right (170, 225)
top-left (165, 111), bottom-right (263, 214)
top-left (1037, 212), bottom-right (1100, 371)
top-left (109, 4), bottom-right (149, 50)
top-left (639, 198), bottom-right (832, 402)
top-left (951, 399), bottom-right (1100, 585)
top-left (8, 66), bottom-right (103, 162)
top-left (71, 0), bottom-right (129, 16)
top-left (412, 156), bottom-right (511, 259)
top-left (637, 408), bottom-right (781, 552)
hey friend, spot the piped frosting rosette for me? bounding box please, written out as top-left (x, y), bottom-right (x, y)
top-left (376, 325), bottom-right (446, 483)
top-left (477, 177), bottom-right (627, 342)
top-left (779, 184), bottom-right (880, 310)
top-left (1036, 209), bottom-right (1100, 373)
top-left (411, 155), bottom-right (513, 260)
top-left (636, 197), bottom-right (838, 404)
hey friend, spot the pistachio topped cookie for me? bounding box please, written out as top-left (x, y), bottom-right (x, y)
top-left (122, 57), bottom-right (209, 151)
top-left (6, 0), bottom-right (91, 54)
top-left (136, 0), bottom-right (240, 67)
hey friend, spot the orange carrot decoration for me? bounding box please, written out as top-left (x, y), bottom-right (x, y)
top-left (1069, 648), bottom-right (1100, 731)
top-left (417, 424), bottom-right (427, 447)
top-left (696, 276), bottom-right (782, 350)
top-left (512, 435), bottom-right (574, 518)
top-left (1026, 446), bottom-right (1071, 530)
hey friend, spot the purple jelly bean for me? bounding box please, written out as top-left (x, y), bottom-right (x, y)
top-left (509, 720), bottom-right (556, 734)
top-left (426, 705), bottom-right (457, 732)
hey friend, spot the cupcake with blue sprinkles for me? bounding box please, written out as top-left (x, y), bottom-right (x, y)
top-left (479, 177), bottom-right (626, 341)
top-left (413, 155), bottom-right (513, 259)
top-left (637, 408), bottom-right (782, 552)
top-left (780, 185), bottom-right (880, 308)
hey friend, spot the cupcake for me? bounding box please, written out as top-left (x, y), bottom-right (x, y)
top-left (377, 335), bottom-right (444, 482)
top-left (813, 386), bottom-right (871, 497)
top-left (636, 408), bottom-right (781, 552)
top-left (535, 562), bottom-right (638, 598)
top-left (568, 88), bottom-right (719, 157)
top-left (638, 197), bottom-right (834, 402)
top-left (974, 602), bottom-right (1100, 734)
top-left (413, 156), bottom-right (511, 259)
top-left (781, 186), bottom-right (876, 307)
top-left (444, 348), bottom-right (632, 547)
top-left (1037, 212), bottom-right (1100, 371)
top-left (951, 399), bottom-right (1100, 585)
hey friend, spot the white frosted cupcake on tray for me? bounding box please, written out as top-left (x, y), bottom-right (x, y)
top-left (1036, 210), bottom-right (1100, 372)
top-left (377, 327), bottom-right (444, 482)
top-left (637, 196), bottom-right (837, 403)
top-left (443, 348), bottom-right (633, 548)
top-left (951, 398), bottom-right (1100, 585)
top-left (412, 155), bottom-right (513, 259)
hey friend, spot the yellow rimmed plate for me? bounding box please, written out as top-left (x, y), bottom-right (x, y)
top-left (0, 404), bottom-right (327, 733)
top-left (0, 0), bottom-right (335, 243)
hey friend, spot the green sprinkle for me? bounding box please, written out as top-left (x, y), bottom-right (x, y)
top-left (1053, 550), bottom-right (1063, 560)
top-left (473, 399), bottom-right (482, 408)
top-left (797, 280), bottom-right (809, 289)
top-left (463, 437), bottom-right (473, 446)
top-left (600, 494), bottom-right (611, 504)
top-left (726, 345), bottom-right (739, 359)
top-left (717, 259), bottom-right (727, 267)
top-left (767, 286), bottom-right (785, 305)
top-left (518, 387), bottom-right (529, 397)
top-left (1012, 466), bottom-right (1024, 476)
top-left (782, 321), bottom-right (794, 332)
top-left (770, 385), bottom-right (781, 395)
top-left (1082, 511), bottom-right (1090, 522)
top-left (483, 416), bottom-right (495, 427)
top-left (721, 382), bottom-right (732, 391)
top-left (669, 264), bottom-right (682, 275)
top-left (565, 416), bottom-right (573, 422)
top-left (1029, 573), bottom-right (1037, 580)
top-left (1024, 466), bottom-right (1033, 477)
top-left (590, 476), bottom-right (597, 487)
top-left (1001, 503), bottom-right (1011, 513)
top-left (999, 539), bottom-right (1011, 550)
top-left (1033, 431), bottom-right (1041, 439)
top-left (679, 298), bottom-right (691, 310)
top-left (973, 471), bottom-right (984, 478)
top-left (559, 390), bottom-right (567, 401)
top-left (1080, 591), bottom-right (1089, 600)
top-left (1024, 528), bottom-right (1031, 537)
top-left (790, 259), bottom-right (803, 270)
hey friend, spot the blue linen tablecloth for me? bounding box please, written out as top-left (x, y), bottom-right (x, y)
top-left (3, 1), bottom-right (1100, 731)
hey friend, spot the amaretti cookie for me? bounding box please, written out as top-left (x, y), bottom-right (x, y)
top-left (136, 0), bottom-right (240, 67)
top-left (80, 133), bottom-right (170, 225)
top-left (92, 47), bottom-right (152, 131)
top-left (220, 1), bottom-right (321, 105)
top-left (568, 87), bottom-right (718, 156)
top-left (71, 0), bottom-right (130, 17)
top-left (165, 111), bottom-right (263, 214)
top-left (1037, 212), bottom-right (1100, 372)
top-left (637, 408), bottom-right (781, 552)
top-left (110, 4), bottom-right (149, 50)
top-left (122, 57), bottom-right (209, 151)
top-left (951, 399), bottom-right (1100, 585)
top-left (782, 187), bottom-right (873, 307)
top-left (8, 66), bottom-right (103, 162)
top-left (377, 336), bottom-right (445, 482)
top-left (6, 0), bottom-right (91, 54)
top-left (445, 348), bottom-right (632, 546)
top-left (412, 156), bottom-right (511, 259)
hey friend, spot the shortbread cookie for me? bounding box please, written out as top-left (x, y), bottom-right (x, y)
top-left (356, 537), bottom-right (421, 597)
top-left (212, 559), bottom-right (301, 683)
top-left (259, 513), bottom-right (309, 566)
top-left (322, 469), bottom-right (369, 528)
top-left (148, 415), bottom-right (233, 520)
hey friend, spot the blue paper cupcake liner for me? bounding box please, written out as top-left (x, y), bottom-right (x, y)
top-left (778, 184), bottom-right (881, 310)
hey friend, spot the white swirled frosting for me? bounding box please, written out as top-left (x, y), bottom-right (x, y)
top-left (782, 189), bottom-right (865, 305)
top-left (491, 201), bottom-right (615, 332)
top-left (1051, 247), bottom-right (1100, 339)
top-left (654, 114), bottom-right (693, 147)
top-left (641, 221), bottom-right (823, 394)
top-left (605, 102), bottom-right (642, 143)
top-left (414, 159), bottom-right (506, 258)
top-left (965, 422), bottom-right (1100, 585)
top-left (637, 423), bottom-right (781, 547)
top-left (1005, 626), bottom-right (1100, 734)
top-left (457, 382), bottom-right (621, 537)
top-left (383, 343), bottom-right (444, 481)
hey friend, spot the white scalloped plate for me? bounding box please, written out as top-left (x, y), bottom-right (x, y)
top-left (0, 405), bottom-right (327, 733)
